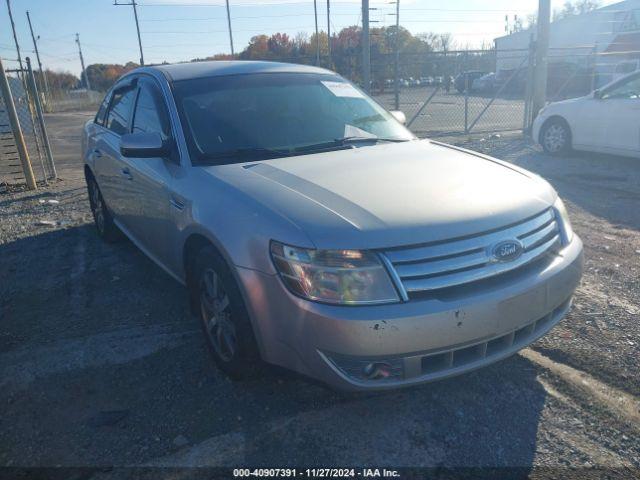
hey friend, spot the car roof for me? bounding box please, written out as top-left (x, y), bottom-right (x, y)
top-left (147, 60), bottom-right (335, 82)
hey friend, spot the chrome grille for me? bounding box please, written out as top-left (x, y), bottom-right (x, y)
top-left (381, 208), bottom-right (561, 295)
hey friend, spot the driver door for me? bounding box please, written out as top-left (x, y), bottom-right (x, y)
top-left (120, 76), bottom-right (179, 264)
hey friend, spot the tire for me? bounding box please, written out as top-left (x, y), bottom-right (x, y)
top-left (87, 175), bottom-right (121, 242)
top-left (540, 118), bottom-right (572, 155)
top-left (191, 246), bottom-right (261, 379)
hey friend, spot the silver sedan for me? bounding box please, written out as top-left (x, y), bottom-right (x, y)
top-left (83, 61), bottom-right (583, 391)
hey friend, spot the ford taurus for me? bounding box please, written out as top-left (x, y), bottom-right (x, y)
top-left (83, 61), bottom-right (583, 391)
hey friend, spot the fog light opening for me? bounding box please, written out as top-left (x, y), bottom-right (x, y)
top-left (363, 362), bottom-right (393, 380)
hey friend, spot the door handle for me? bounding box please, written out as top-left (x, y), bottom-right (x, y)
top-left (170, 196), bottom-right (185, 210)
top-left (121, 167), bottom-right (133, 180)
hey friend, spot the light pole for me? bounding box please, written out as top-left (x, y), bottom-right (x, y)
top-left (362, 0), bottom-right (371, 92)
top-left (314, 0), bottom-right (320, 65)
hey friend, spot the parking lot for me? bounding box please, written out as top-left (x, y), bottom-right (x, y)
top-left (1, 112), bottom-right (639, 475)
top-left (373, 86), bottom-right (526, 136)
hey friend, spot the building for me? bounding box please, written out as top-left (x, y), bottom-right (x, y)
top-left (495, 0), bottom-right (640, 89)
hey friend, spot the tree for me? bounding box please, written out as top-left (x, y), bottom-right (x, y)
top-left (72, 24), bottom-right (472, 93)
top-left (553, 0), bottom-right (600, 21)
top-left (268, 33), bottom-right (295, 58)
top-left (43, 70), bottom-right (78, 91)
top-left (85, 62), bottom-right (138, 91)
top-left (241, 35), bottom-right (270, 59)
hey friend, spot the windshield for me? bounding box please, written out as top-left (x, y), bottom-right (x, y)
top-left (172, 72), bottom-right (414, 165)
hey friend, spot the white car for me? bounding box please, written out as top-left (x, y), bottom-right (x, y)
top-left (533, 71), bottom-right (640, 158)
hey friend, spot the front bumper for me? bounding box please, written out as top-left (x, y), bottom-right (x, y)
top-left (237, 236), bottom-right (583, 391)
top-left (532, 114), bottom-right (547, 144)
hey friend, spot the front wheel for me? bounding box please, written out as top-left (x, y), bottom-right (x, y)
top-left (87, 175), bottom-right (121, 242)
top-left (540, 118), bottom-right (572, 155)
top-left (191, 246), bottom-right (261, 379)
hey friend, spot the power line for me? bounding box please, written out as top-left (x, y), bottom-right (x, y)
top-left (140, 12), bottom-right (362, 21)
top-left (141, 25), bottom-right (323, 33)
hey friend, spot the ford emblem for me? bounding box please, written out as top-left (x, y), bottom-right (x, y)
top-left (492, 240), bottom-right (523, 263)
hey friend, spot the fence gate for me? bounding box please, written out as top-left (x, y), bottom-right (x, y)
top-left (370, 48), bottom-right (534, 139)
top-left (0, 62), bottom-right (55, 189)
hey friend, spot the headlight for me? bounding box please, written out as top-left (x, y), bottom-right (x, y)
top-left (270, 241), bottom-right (400, 305)
top-left (553, 197), bottom-right (574, 245)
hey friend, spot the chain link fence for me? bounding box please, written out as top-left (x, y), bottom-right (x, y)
top-left (0, 59), bottom-right (56, 188)
top-left (45, 88), bottom-right (102, 113)
top-left (369, 49), bottom-right (531, 138)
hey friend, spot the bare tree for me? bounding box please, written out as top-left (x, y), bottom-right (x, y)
top-left (553, 0), bottom-right (600, 21)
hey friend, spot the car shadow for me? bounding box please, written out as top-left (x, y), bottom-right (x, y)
top-left (1, 224), bottom-right (548, 471)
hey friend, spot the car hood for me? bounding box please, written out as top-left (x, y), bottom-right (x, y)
top-left (546, 95), bottom-right (589, 109)
top-left (208, 140), bottom-right (556, 250)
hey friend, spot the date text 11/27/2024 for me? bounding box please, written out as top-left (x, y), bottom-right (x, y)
top-left (233, 468), bottom-right (401, 478)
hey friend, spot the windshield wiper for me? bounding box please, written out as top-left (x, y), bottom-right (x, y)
top-left (292, 136), bottom-right (408, 154)
top-left (340, 136), bottom-right (408, 144)
top-left (198, 147), bottom-right (291, 163)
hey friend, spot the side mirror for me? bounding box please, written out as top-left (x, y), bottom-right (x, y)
top-left (390, 110), bottom-right (406, 125)
top-left (593, 89), bottom-right (602, 99)
top-left (120, 132), bottom-right (171, 158)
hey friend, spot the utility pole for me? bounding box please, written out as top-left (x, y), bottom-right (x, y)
top-left (114, 1), bottom-right (145, 65)
top-left (532, 0), bottom-right (550, 118)
top-left (132, 0), bottom-right (144, 65)
top-left (393, 0), bottom-right (400, 110)
top-left (26, 11), bottom-right (50, 98)
top-left (313, 0), bottom-right (320, 65)
top-left (225, 0), bottom-right (235, 56)
top-left (75, 34), bottom-right (91, 91)
top-left (5, 0), bottom-right (23, 70)
top-left (326, 0), bottom-right (331, 61)
top-left (0, 58), bottom-right (37, 189)
top-left (361, 0), bottom-right (371, 92)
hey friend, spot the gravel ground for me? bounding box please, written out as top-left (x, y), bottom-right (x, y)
top-left (0, 113), bottom-right (639, 477)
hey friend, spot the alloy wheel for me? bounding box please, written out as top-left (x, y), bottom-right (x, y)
top-left (90, 181), bottom-right (105, 233)
top-left (199, 268), bottom-right (237, 362)
top-left (543, 124), bottom-right (567, 153)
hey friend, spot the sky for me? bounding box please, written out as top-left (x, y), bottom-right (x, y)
top-left (0, 0), bottom-right (620, 76)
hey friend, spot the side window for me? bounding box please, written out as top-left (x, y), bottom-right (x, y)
top-left (94, 93), bottom-right (111, 126)
top-left (106, 87), bottom-right (137, 135)
top-left (132, 82), bottom-right (171, 139)
top-left (602, 75), bottom-right (640, 100)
